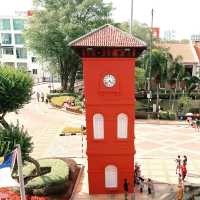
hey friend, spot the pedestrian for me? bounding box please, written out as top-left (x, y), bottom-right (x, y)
top-left (176, 183), bottom-right (184, 200)
top-left (147, 178), bottom-right (154, 195)
top-left (41, 92), bottom-right (45, 102)
top-left (139, 177), bottom-right (144, 193)
top-left (196, 119), bottom-right (200, 132)
top-left (36, 91), bottom-right (40, 102)
top-left (175, 155), bottom-right (181, 174)
top-left (183, 155), bottom-right (187, 166)
top-left (45, 98), bottom-right (48, 104)
top-left (178, 173), bottom-right (182, 185)
top-left (181, 164), bottom-right (187, 181)
top-left (123, 178), bottom-right (128, 200)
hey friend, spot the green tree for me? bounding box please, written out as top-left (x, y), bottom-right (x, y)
top-left (0, 66), bottom-right (33, 129)
top-left (135, 67), bottom-right (145, 90)
top-left (25, 0), bottom-right (113, 91)
top-left (167, 55), bottom-right (185, 110)
top-left (177, 96), bottom-right (192, 114)
top-left (141, 48), bottom-right (169, 112)
top-left (115, 20), bottom-right (151, 45)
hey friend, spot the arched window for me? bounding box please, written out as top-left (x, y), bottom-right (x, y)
top-left (117, 113), bottom-right (128, 138)
top-left (93, 113), bottom-right (104, 139)
top-left (105, 165), bottom-right (118, 188)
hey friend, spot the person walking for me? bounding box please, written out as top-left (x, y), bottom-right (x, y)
top-left (183, 155), bottom-right (187, 166)
top-left (181, 164), bottom-right (187, 181)
top-left (36, 91), bottom-right (40, 102)
top-left (123, 178), bottom-right (129, 200)
top-left (176, 155), bottom-right (181, 174)
top-left (147, 178), bottom-right (154, 195)
top-left (196, 119), bottom-right (200, 132)
top-left (41, 92), bottom-right (45, 102)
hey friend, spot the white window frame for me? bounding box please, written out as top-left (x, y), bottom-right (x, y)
top-left (117, 113), bottom-right (128, 139)
top-left (93, 113), bottom-right (104, 139)
top-left (105, 165), bottom-right (118, 188)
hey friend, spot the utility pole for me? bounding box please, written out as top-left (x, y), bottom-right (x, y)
top-left (130, 0), bottom-right (134, 34)
top-left (147, 9), bottom-right (154, 115)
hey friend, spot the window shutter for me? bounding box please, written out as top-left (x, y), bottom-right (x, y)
top-left (105, 165), bottom-right (118, 188)
top-left (117, 113), bottom-right (128, 138)
top-left (93, 114), bottom-right (104, 139)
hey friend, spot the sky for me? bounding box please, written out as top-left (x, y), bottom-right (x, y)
top-left (0, 0), bottom-right (199, 39)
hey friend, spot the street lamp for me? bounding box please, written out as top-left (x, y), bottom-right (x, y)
top-left (130, 0), bottom-right (134, 34)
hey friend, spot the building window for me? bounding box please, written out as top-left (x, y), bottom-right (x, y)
top-left (117, 113), bottom-right (128, 138)
top-left (13, 19), bottom-right (25, 30)
top-left (2, 47), bottom-right (13, 55)
top-left (17, 63), bottom-right (27, 71)
top-left (15, 34), bottom-right (24, 44)
top-left (16, 48), bottom-right (27, 59)
top-left (0, 19), bottom-right (11, 30)
top-left (105, 165), bottom-right (118, 188)
top-left (93, 113), bottom-right (104, 139)
top-left (32, 69), bottom-right (37, 75)
top-left (1, 33), bottom-right (12, 44)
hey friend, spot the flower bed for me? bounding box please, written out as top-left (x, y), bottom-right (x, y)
top-left (61, 127), bottom-right (86, 136)
top-left (50, 95), bottom-right (83, 113)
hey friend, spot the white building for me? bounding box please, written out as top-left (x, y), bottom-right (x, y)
top-left (0, 11), bottom-right (49, 83)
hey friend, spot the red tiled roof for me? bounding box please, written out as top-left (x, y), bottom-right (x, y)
top-left (157, 43), bottom-right (199, 64)
top-left (69, 24), bottom-right (146, 48)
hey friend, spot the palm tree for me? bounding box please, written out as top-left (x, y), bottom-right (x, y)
top-left (142, 48), bottom-right (169, 113)
top-left (167, 55), bottom-right (185, 111)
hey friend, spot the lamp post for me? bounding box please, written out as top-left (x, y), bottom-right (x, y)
top-left (130, 0), bottom-right (134, 34)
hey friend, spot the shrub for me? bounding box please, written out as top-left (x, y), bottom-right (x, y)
top-left (0, 123), bottom-right (33, 161)
top-left (24, 158), bottom-right (69, 195)
top-left (46, 93), bottom-right (77, 100)
top-left (159, 111), bottom-right (169, 120)
top-left (51, 96), bottom-right (75, 107)
top-left (168, 112), bottom-right (176, 120)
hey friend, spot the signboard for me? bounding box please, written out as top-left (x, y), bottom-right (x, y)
top-left (153, 104), bottom-right (156, 113)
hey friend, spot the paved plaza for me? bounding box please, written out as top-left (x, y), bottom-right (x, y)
top-left (6, 84), bottom-right (200, 199)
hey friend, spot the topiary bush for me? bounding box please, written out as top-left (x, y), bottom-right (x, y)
top-left (23, 159), bottom-right (69, 196)
top-left (0, 123), bottom-right (33, 160)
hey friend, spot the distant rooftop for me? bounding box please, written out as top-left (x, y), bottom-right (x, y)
top-left (69, 24), bottom-right (146, 48)
top-left (157, 42), bottom-right (199, 64)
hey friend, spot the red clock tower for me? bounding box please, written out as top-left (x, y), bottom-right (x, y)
top-left (69, 24), bottom-right (146, 194)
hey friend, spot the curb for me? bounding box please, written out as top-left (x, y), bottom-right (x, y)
top-left (70, 164), bottom-right (85, 200)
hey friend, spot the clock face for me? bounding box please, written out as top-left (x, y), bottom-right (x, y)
top-left (103, 74), bottom-right (116, 88)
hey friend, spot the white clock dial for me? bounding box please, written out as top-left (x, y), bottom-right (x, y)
top-left (103, 74), bottom-right (116, 87)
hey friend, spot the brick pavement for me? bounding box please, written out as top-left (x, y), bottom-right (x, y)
top-left (5, 84), bottom-right (200, 199)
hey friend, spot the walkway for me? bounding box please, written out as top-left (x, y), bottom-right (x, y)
top-left (5, 84), bottom-right (200, 199)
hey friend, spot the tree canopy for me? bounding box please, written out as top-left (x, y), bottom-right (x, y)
top-left (0, 66), bottom-right (33, 128)
top-left (25, 0), bottom-right (113, 91)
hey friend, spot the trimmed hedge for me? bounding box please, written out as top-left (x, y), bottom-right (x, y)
top-left (159, 111), bottom-right (176, 120)
top-left (23, 159), bottom-right (69, 196)
top-left (46, 93), bottom-right (77, 100)
top-left (51, 96), bottom-right (75, 107)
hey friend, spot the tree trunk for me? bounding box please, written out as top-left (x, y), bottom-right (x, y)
top-left (69, 64), bottom-right (79, 93)
top-left (0, 114), bottom-right (10, 129)
top-left (26, 156), bottom-right (41, 176)
top-left (156, 83), bottom-right (159, 118)
top-left (59, 59), bottom-right (70, 91)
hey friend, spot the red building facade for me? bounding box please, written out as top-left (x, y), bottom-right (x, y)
top-left (70, 24), bottom-right (146, 194)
